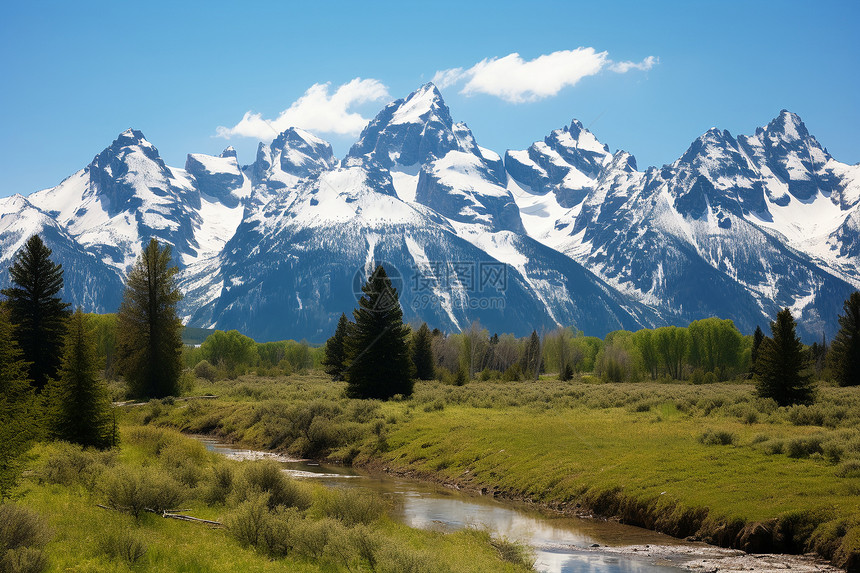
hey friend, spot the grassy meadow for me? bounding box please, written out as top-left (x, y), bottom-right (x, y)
top-left (4, 425), bottom-right (532, 572)
top-left (129, 372), bottom-right (860, 570)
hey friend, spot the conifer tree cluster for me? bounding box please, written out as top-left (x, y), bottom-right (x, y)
top-left (0, 307), bottom-right (39, 494)
top-left (322, 265), bottom-right (414, 399)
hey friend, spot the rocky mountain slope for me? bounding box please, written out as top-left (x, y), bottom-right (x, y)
top-left (1, 84), bottom-right (856, 342)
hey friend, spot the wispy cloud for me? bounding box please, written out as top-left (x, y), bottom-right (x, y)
top-left (216, 78), bottom-right (389, 140)
top-left (609, 55), bottom-right (658, 73)
top-left (432, 49), bottom-right (658, 103)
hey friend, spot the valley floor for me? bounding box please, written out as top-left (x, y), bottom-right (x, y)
top-left (131, 373), bottom-right (860, 571)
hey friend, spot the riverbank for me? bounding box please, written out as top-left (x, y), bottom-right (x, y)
top-left (4, 427), bottom-right (533, 572)
top-left (130, 373), bottom-right (860, 571)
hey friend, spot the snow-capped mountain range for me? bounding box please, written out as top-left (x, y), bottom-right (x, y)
top-left (1, 84), bottom-right (857, 342)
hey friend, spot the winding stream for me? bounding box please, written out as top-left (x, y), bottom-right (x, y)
top-left (197, 436), bottom-right (703, 573)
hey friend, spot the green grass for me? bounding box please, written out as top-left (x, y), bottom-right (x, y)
top-left (4, 427), bottom-right (531, 572)
top-left (124, 372), bottom-right (860, 569)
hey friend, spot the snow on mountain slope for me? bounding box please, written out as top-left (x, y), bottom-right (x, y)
top-left (507, 113), bottom-right (859, 339)
top-left (349, 83), bottom-right (524, 234)
top-left (0, 194), bottom-right (124, 312)
top-left (2, 84), bottom-right (857, 343)
top-left (186, 154), bottom-right (648, 342)
top-left (29, 129), bottom-right (204, 271)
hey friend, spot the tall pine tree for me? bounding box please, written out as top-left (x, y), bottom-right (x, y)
top-left (0, 308), bottom-right (40, 494)
top-left (345, 265), bottom-right (413, 399)
top-left (749, 325), bottom-right (765, 378)
top-left (1, 235), bottom-right (71, 391)
top-left (46, 309), bottom-right (114, 449)
top-left (522, 331), bottom-right (542, 382)
top-left (830, 291), bottom-right (860, 387)
top-left (755, 308), bottom-right (814, 406)
top-left (116, 239), bottom-right (183, 398)
top-left (322, 313), bottom-right (350, 381)
top-left (412, 323), bottom-right (435, 381)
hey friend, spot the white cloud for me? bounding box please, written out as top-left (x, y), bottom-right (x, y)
top-left (609, 55), bottom-right (659, 73)
top-left (216, 78), bottom-right (389, 140)
top-left (433, 49), bottom-right (657, 103)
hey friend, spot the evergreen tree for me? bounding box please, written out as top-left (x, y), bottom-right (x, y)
top-left (116, 239), bottom-right (183, 398)
top-left (345, 265), bottom-right (413, 399)
top-left (521, 331), bottom-right (542, 382)
top-left (46, 309), bottom-right (114, 449)
top-left (0, 308), bottom-right (40, 494)
top-left (750, 325), bottom-right (764, 378)
top-left (755, 308), bottom-right (814, 406)
top-left (412, 323), bottom-right (435, 381)
top-left (322, 313), bottom-right (350, 381)
top-left (830, 291), bottom-right (860, 387)
top-left (1, 235), bottom-right (71, 391)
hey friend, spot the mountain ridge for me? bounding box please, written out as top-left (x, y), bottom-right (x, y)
top-left (1, 83), bottom-right (857, 342)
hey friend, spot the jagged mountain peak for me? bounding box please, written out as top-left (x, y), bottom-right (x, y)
top-left (347, 83), bottom-right (462, 168)
top-left (388, 82), bottom-right (450, 127)
top-left (563, 119), bottom-right (611, 155)
top-left (220, 146), bottom-right (237, 159)
top-left (760, 109), bottom-right (811, 142)
top-left (249, 126), bottom-right (336, 189)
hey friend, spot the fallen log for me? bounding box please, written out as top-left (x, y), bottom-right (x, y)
top-left (162, 513), bottom-right (223, 527)
top-left (96, 504), bottom-right (222, 527)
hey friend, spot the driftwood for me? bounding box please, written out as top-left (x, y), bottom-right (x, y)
top-left (161, 513), bottom-right (223, 527)
top-left (96, 504), bottom-right (222, 527)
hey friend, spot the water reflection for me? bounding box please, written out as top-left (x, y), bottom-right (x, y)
top-left (197, 437), bottom-right (686, 573)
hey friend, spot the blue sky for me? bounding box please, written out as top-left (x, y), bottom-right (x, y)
top-left (1, 0), bottom-right (858, 197)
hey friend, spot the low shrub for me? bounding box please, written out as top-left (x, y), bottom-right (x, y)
top-left (699, 430), bottom-right (735, 446)
top-left (99, 466), bottom-right (185, 518)
top-left (0, 547), bottom-right (49, 573)
top-left (40, 442), bottom-right (114, 489)
top-left (203, 464), bottom-right (234, 505)
top-left (0, 504), bottom-right (50, 573)
top-left (231, 460), bottom-right (311, 510)
top-left (193, 360), bottom-right (217, 382)
top-left (225, 494), bottom-right (274, 548)
top-left (835, 459), bottom-right (860, 479)
top-left (786, 436), bottom-right (824, 459)
top-left (313, 488), bottom-right (387, 526)
top-left (97, 529), bottom-right (147, 564)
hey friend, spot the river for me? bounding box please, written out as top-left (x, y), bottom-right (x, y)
top-left (196, 436), bottom-right (707, 573)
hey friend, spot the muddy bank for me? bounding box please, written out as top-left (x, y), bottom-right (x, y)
top-left (354, 457), bottom-right (854, 572)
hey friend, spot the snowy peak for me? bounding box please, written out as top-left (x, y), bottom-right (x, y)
top-left (389, 82), bottom-right (451, 127)
top-left (348, 82), bottom-right (462, 168)
top-left (505, 118), bottom-right (616, 208)
top-left (760, 110), bottom-right (813, 144)
top-left (220, 146), bottom-right (237, 159)
top-left (248, 127), bottom-right (336, 192)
